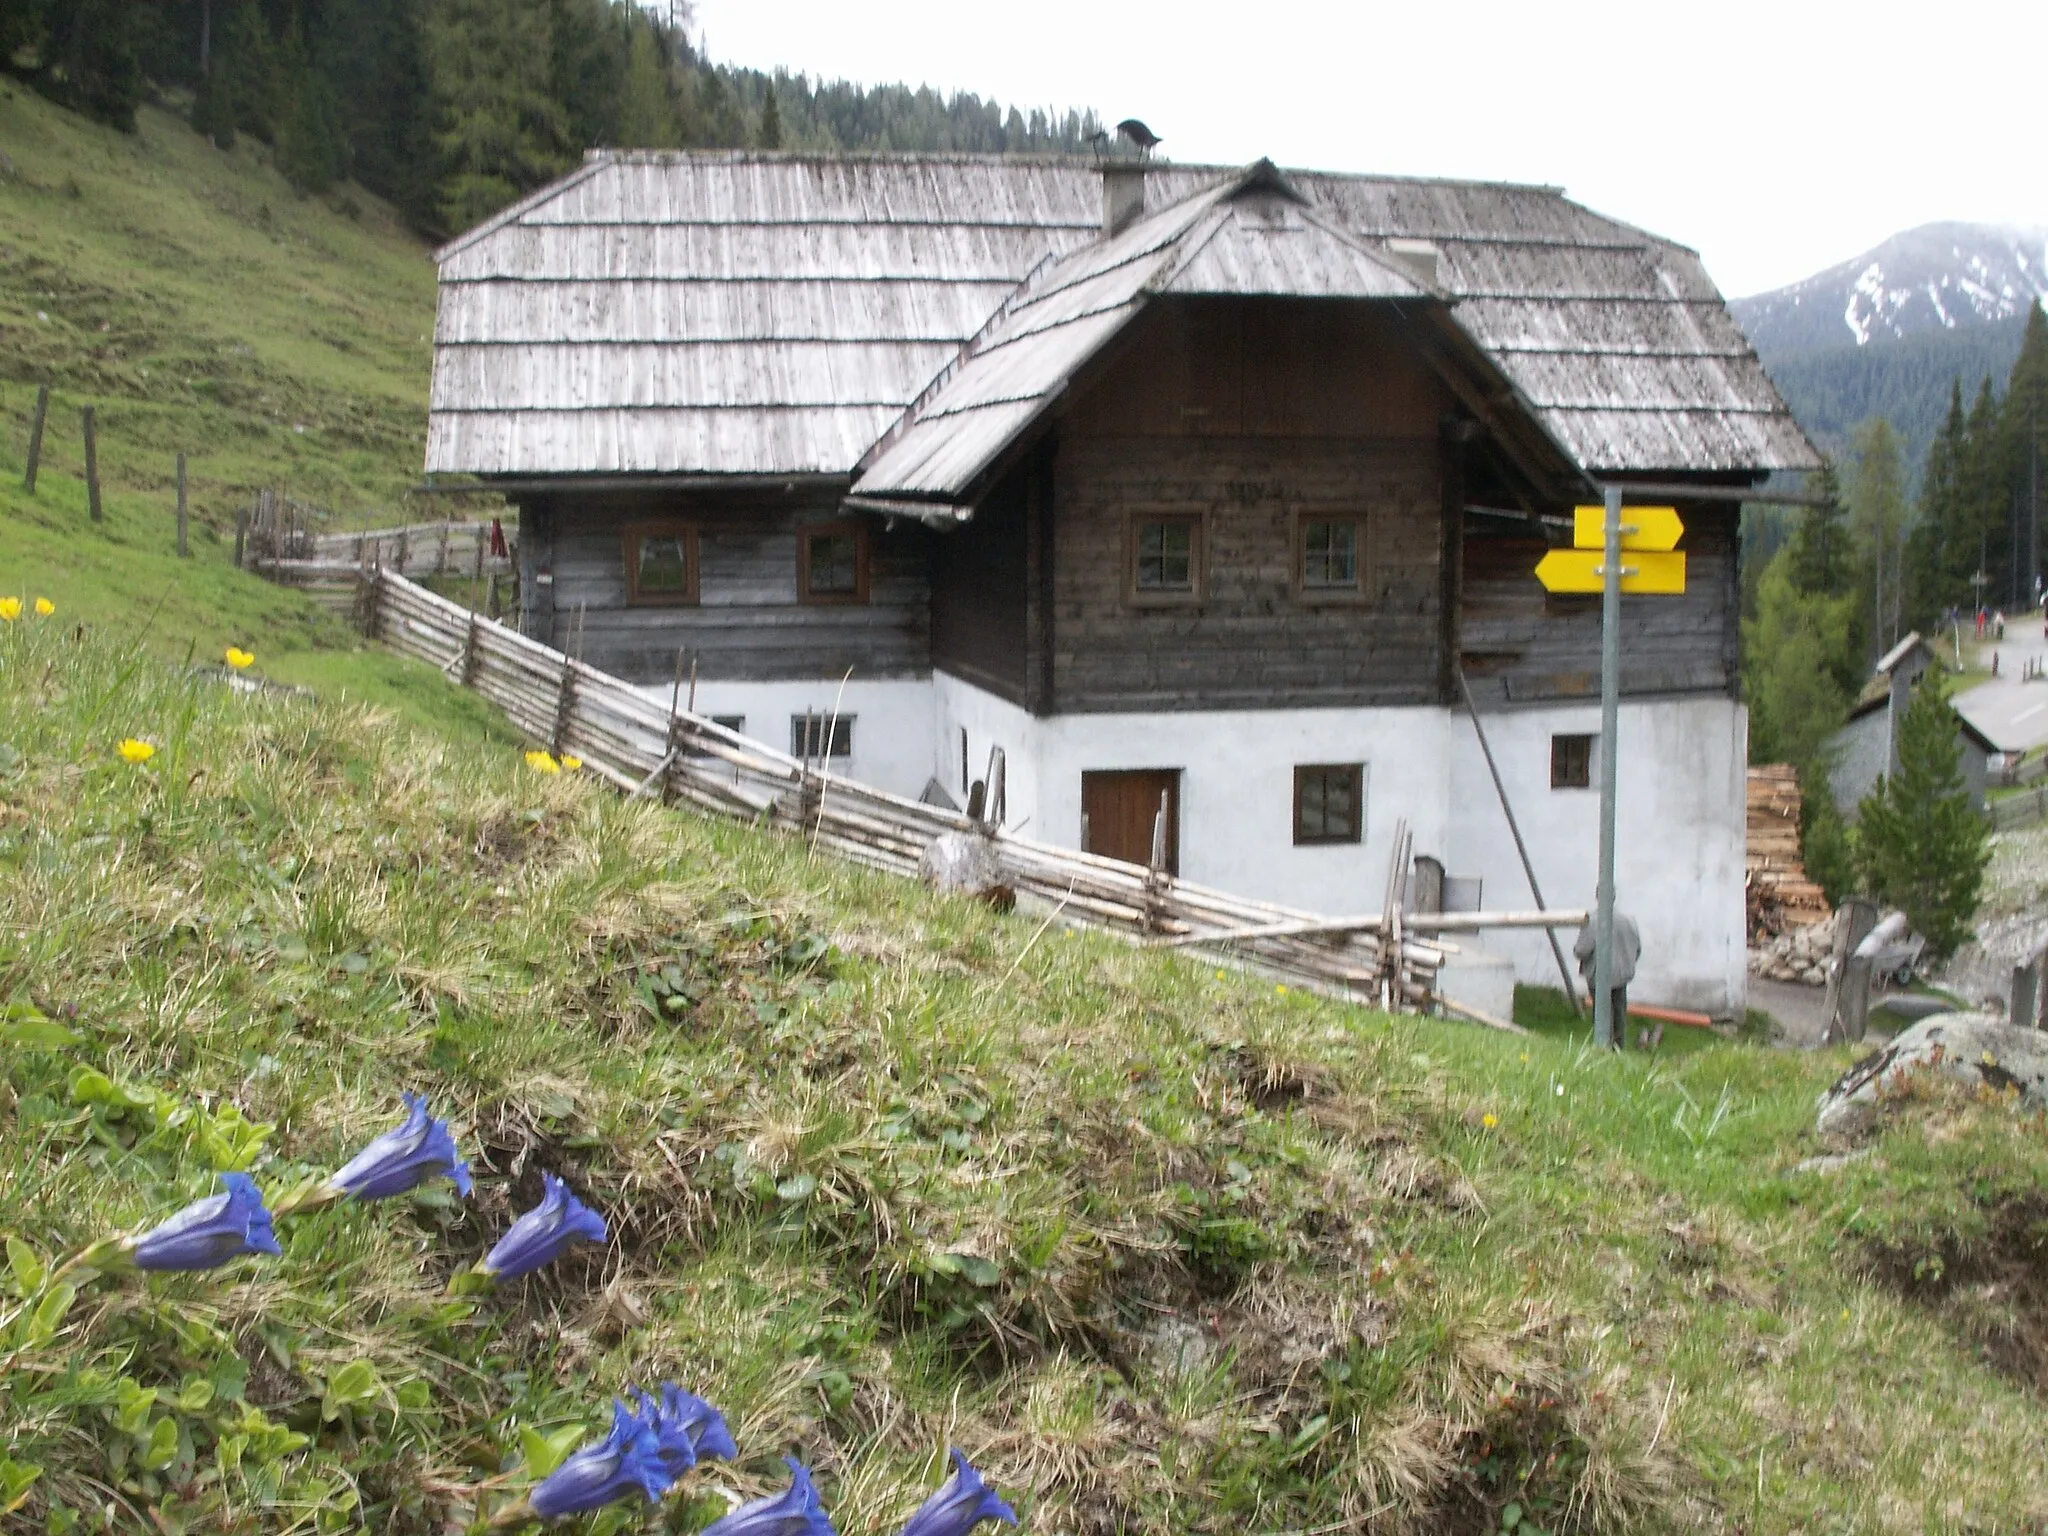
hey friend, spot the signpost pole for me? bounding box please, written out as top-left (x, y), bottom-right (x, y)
top-left (1593, 483), bottom-right (1623, 1049)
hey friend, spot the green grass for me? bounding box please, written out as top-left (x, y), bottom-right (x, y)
top-left (0, 84), bottom-right (440, 533)
top-left (3, 628), bottom-right (2046, 1536)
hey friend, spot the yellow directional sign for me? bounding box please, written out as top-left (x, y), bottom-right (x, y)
top-left (1535, 548), bottom-right (1687, 595)
top-left (1574, 504), bottom-right (1683, 552)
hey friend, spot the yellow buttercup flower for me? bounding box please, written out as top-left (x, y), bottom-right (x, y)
top-left (559, 755), bottom-right (582, 772)
top-left (1481, 1113), bottom-right (1499, 1130)
top-left (524, 750), bottom-right (561, 775)
top-left (33, 597), bottom-right (54, 617)
top-left (225, 646), bottom-right (255, 670)
top-left (117, 738), bottom-right (157, 764)
top-left (0, 597), bottom-right (20, 622)
top-left (1274, 984), bottom-right (1288, 996)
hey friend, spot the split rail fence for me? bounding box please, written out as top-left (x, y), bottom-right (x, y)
top-left (241, 495), bottom-right (516, 618)
top-left (361, 568), bottom-right (1530, 1020)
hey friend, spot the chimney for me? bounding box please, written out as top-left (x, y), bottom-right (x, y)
top-left (1102, 162), bottom-right (1146, 237)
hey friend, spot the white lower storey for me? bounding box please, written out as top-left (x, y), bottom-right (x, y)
top-left (645, 670), bottom-right (1750, 1017)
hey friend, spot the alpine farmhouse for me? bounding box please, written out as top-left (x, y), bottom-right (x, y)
top-left (425, 150), bottom-right (1817, 1015)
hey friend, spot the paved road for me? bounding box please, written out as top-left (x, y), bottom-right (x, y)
top-left (1957, 605), bottom-right (2048, 754)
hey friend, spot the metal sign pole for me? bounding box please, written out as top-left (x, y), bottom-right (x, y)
top-left (1593, 483), bottom-right (1622, 1048)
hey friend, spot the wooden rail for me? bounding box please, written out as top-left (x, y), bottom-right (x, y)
top-left (361, 569), bottom-right (1467, 1011)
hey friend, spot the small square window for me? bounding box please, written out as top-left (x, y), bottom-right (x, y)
top-left (1300, 518), bottom-right (1361, 589)
top-left (1551, 733), bottom-right (1594, 790)
top-left (712, 715), bottom-right (745, 735)
top-left (1128, 513), bottom-right (1202, 602)
top-left (623, 525), bottom-right (698, 605)
top-left (1294, 763), bottom-right (1364, 845)
top-left (800, 522), bottom-right (868, 603)
top-left (792, 714), bottom-right (854, 758)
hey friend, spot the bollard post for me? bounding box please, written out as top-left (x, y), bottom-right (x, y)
top-left (82, 406), bottom-right (101, 522)
top-left (175, 453), bottom-right (189, 557)
top-left (23, 383), bottom-right (48, 493)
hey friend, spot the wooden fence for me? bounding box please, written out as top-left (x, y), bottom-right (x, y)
top-left (1990, 782), bottom-right (2048, 831)
top-left (241, 498), bottom-right (516, 616)
top-left (362, 568), bottom-right (1497, 1016)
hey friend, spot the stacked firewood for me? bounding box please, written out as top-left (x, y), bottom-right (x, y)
top-left (1746, 765), bottom-right (1831, 940)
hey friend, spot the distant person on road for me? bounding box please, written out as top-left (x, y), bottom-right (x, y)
top-left (1994, 610), bottom-right (2005, 640)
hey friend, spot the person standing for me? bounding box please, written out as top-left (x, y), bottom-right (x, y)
top-left (1573, 912), bottom-right (1641, 1048)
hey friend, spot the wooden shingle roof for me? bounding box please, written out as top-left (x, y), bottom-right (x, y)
top-left (427, 150), bottom-right (1816, 485)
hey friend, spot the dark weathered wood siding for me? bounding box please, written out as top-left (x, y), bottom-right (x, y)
top-left (1458, 502), bottom-right (1742, 705)
top-left (929, 467), bottom-right (1029, 701)
top-left (517, 490), bottom-right (931, 685)
top-left (1041, 297), bottom-right (1455, 713)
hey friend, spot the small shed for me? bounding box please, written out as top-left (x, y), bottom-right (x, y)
top-left (1825, 633), bottom-right (1987, 815)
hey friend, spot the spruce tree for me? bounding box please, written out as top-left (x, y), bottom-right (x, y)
top-left (757, 83), bottom-right (783, 149)
top-left (1998, 302), bottom-right (2047, 609)
top-left (1848, 418), bottom-right (1910, 657)
top-left (429, 0), bottom-right (571, 232)
top-left (1854, 670), bottom-right (1989, 958)
top-left (617, 21), bottom-right (679, 148)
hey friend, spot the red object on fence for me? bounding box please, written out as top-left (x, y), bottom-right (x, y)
top-left (489, 518), bottom-right (508, 559)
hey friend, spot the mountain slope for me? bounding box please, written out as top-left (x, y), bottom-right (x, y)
top-left (0, 85), bottom-right (437, 532)
top-left (1731, 223), bottom-right (2045, 467)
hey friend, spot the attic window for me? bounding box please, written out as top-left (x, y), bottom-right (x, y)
top-left (1551, 733), bottom-right (1594, 790)
top-left (800, 521), bottom-right (869, 604)
top-left (1295, 512), bottom-right (1367, 599)
top-left (1127, 512), bottom-right (1204, 605)
top-left (624, 524), bottom-right (698, 605)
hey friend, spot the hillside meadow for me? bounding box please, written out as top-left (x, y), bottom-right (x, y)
top-left (1, 612), bottom-right (2045, 1535)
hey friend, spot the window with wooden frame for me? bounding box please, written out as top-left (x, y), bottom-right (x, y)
top-left (798, 520), bottom-right (870, 604)
top-left (791, 714), bottom-right (854, 759)
top-left (1551, 733), bottom-right (1594, 790)
top-left (1293, 510), bottom-right (1368, 600)
top-left (623, 524), bottom-right (699, 605)
top-left (1125, 511), bottom-right (1204, 605)
top-left (1293, 763), bottom-right (1364, 845)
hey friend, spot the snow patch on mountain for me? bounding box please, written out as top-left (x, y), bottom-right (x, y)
top-left (1735, 223), bottom-right (2048, 359)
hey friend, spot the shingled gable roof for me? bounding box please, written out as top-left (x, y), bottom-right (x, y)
top-left (851, 160), bottom-right (1444, 508)
top-left (425, 149), bottom-right (1818, 487)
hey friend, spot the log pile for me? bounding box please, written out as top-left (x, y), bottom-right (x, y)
top-left (1746, 764), bottom-right (1831, 941)
top-left (362, 571), bottom-right (1463, 1008)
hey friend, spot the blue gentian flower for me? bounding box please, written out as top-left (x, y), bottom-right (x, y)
top-left (480, 1173), bottom-right (607, 1280)
top-left (634, 1383), bottom-right (738, 1478)
top-left (529, 1400), bottom-right (673, 1520)
top-left (702, 1458), bottom-right (837, 1536)
top-left (126, 1173), bottom-right (283, 1271)
top-left (897, 1450), bottom-right (1017, 1536)
top-left (326, 1093), bottom-right (474, 1201)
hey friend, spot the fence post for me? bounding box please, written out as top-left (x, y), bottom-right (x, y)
top-left (2013, 961), bottom-right (2039, 1034)
top-left (82, 406), bottom-right (101, 521)
top-left (23, 383), bottom-right (48, 493)
top-left (234, 506), bottom-right (249, 568)
top-left (175, 453), bottom-right (189, 557)
top-left (550, 656), bottom-right (578, 756)
top-left (460, 612), bottom-right (480, 686)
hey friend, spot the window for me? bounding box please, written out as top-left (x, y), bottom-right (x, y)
top-left (1126, 512), bottom-right (1203, 603)
top-left (712, 715), bottom-right (745, 735)
top-left (792, 714), bottom-right (854, 758)
top-left (623, 524), bottom-right (698, 605)
top-left (1296, 512), bottom-right (1367, 597)
top-left (1293, 763), bottom-right (1364, 845)
top-left (1551, 733), bottom-right (1594, 790)
top-left (799, 521), bottom-right (869, 603)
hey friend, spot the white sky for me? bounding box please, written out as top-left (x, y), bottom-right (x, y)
top-left (689, 0), bottom-right (2046, 299)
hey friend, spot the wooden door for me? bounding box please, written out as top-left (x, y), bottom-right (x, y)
top-left (1081, 769), bottom-right (1180, 874)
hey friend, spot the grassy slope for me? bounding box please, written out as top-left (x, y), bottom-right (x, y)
top-left (0, 85), bottom-right (437, 529)
top-left (2, 627), bottom-right (2045, 1536)
top-left (0, 87), bottom-right (508, 741)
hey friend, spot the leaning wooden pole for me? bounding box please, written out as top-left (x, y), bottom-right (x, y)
top-left (23, 383), bottom-right (49, 493)
top-left (1457, 669), bottom-right (1582, 1013)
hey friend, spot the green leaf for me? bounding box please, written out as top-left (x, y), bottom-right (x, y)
top-left (0, 1458), bottom-right (42, 1514)
top-left (176, 1376), bottom-right (215, 1413)
top-left (112, 1379), bottom-right (157, 1435)
top-left (139, 1416), bottom-right (180, 1472)
top-left (776, 1173), bottom-right (818, 1203)
top-left (0, 1003), bottom-right (79, 1051)
top-left (21, 1282), bottom-right (76, 1349)
top-left (5, 1236), bottom-right (45, 1297)
top-left (951, 1254), bottom-right (1001, 1288)
top-left (1501, 1502), bottom-right (1524, 1531)
top-left (519, 1424), bottom-right (587, 1480)
top-left (320, 1359), bottom-right (381, 1421)
top-left (215, 1434), bottom-right (247, 1479)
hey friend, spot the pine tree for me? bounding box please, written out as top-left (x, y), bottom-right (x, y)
top-left (1997, 302), bottom-right (2048, 609)
top-left (617, 20), bottom-right (678, 148)
top-left (757, 82), bottom-right (783, 149)
top-left (1742, 548), bottom-right (1860, 766)
top-left (278, 13), bottom-right (349, 193)
top-left (1847, 418), bottom-right (1910, 657)
top-left (429, 0), bottom-right (572, 232)
top-left (1854, 670), bottom-right (1988, 957)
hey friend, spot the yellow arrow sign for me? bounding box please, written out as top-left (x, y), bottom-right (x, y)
top-left (1535, 548), bottom-right (1687, 595)
top-left (1573, 504), bottom-right (1683, 552)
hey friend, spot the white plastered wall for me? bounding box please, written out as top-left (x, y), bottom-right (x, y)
top-left (639, 678), bottom-right (938, 801)
top-left (935, 671), bottom-right (1749, 1017)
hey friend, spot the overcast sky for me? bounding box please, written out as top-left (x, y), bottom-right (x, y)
top-left (690, 0), bottom-right (2046, 299)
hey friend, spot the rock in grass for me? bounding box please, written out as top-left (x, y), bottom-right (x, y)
top-left (1817, 1013), bottom-right (2048, 1139)
top-left (920, 832), bottom-right (1013, 911)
